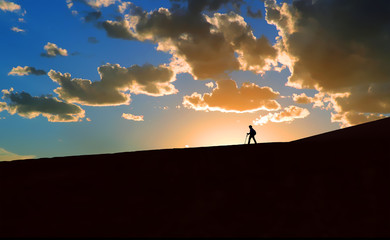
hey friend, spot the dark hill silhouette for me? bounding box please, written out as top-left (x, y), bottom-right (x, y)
top-left (1, 118), bottom-right (390, 237)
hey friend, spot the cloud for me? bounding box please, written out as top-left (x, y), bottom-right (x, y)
top-left (0, 148), bottom-right (35, 161)
top-left (41, 42), bottom-right (68, 57)
top-left (183, 79), bottom-right (281, 113)
top-left (100, 2), bottom-right (278, 79)
top-left (8, 66), bottom-right (46, 76)
top-left (253, 105), bottom-right (310, 125)
top-left (265, 0), bottom-right (390, 126)
top-left (1, 89), bottom-right (85, 122)
top-left (11, 26), bottom-right (24, 32)
top-left (48, 63), bottom-right (177, 106)
top-left (66, 0), bottom-right (73, 9)
top-left (0, 0), bottom-right (21, 12)
top-left (102, 8), bottom-right (239, 79)
top-left (84, 10), bottom-right (101, 22)
top-left (88, 36), bottom-right (99, 43)
top-left (172, 0), bottom-right (244, 15)
top-left (331, 112), bottom-right (385, 128)
top-left (70, 0), bottom-right (118, 9)
top-left (85, 0), bottom-right (118, 8)
top-left (205, 82), bottom-right (214, 88)
top-left (122, 113), bottom-right (144, 121)
top-left (206, 12), bottom-right (278, 74)
top-left (118, 1), bottom-right (131, 14)
top-left (102, 19), bottom-right (136, 40)
top-left (0, 101), bottom-right (7, 112)
top-left (246, 6), bottom-right (262, 18)
top-left (292, 93), bottom-right (312, 104)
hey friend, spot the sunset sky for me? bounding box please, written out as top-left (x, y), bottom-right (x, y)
top-left (1, 0), bottom-right (389, 160)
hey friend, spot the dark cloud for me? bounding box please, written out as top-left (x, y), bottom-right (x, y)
top-left (1, 89), bottom-right (85, 122)
top-left (84, 10), bottom-right (101, 22)
top-left (48, 63), bottom-right (177, 106)
top-left (88, 36), bottom-right (99, 43)
top-left (102, 19), bottom-right (136, 40)
top-left (265, 0), bottom-right (390, 126)
top-left (246, 6), bottom-right (262, 18)
top-left (8, 66), bottom-right (46, 76)
top-left (73, 0), bottom-right (118, 9)
top-left (101, 2), bottom-right (277, 79)
top-left (207, 12), bottom-right (277, 73)
top-left (171, 0), bottom-right (244, 15)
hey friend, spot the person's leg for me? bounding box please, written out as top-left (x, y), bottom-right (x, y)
top-left (248, 136), bottom-right (251, 144)
top-left (254, 136), bottom-right (257, 144)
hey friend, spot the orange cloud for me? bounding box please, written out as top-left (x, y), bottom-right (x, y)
top-left (331, 112), bottom-right (385, 128)
top-left (253, 105), bottom-right (310, 125)
top-left (0, 0), bottom-right (21, 12)
top-left (183, 79), bottom-right (281, 113)
top-left (292, 93), bottom-right (312, 104)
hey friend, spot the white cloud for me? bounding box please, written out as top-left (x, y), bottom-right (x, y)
top-left (253, 105), bottom-right (310, 125)
top-left (8, 66), bottom-right (46, 76)
top-left (205, 82), bottom-right (214, 88)
top-left (41, 42), bottom-right (68, 57)
top-left (118, 1), bottom-right (131, 14)
top-left (122, 113), bottom-right (144, 121)
top-left (11, 26), bottom-right (24, 32)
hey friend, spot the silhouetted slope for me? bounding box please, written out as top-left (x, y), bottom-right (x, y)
top-left (1, 119), bottom-right (390, 237)
top-left (295, 117), bottom-right (390, 143)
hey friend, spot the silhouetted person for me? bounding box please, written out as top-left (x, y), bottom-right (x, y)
top-left (247, 125), bottom-right (257, 144)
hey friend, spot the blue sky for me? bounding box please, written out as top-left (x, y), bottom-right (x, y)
top-left (1, 0), bottom-right (388, 160)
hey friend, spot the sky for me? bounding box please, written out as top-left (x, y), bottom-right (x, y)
top-left (1, 0), bottom-right (389, 160)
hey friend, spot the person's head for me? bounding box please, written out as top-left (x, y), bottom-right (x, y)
top-left (249, 125), bottom-right (252, 129)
